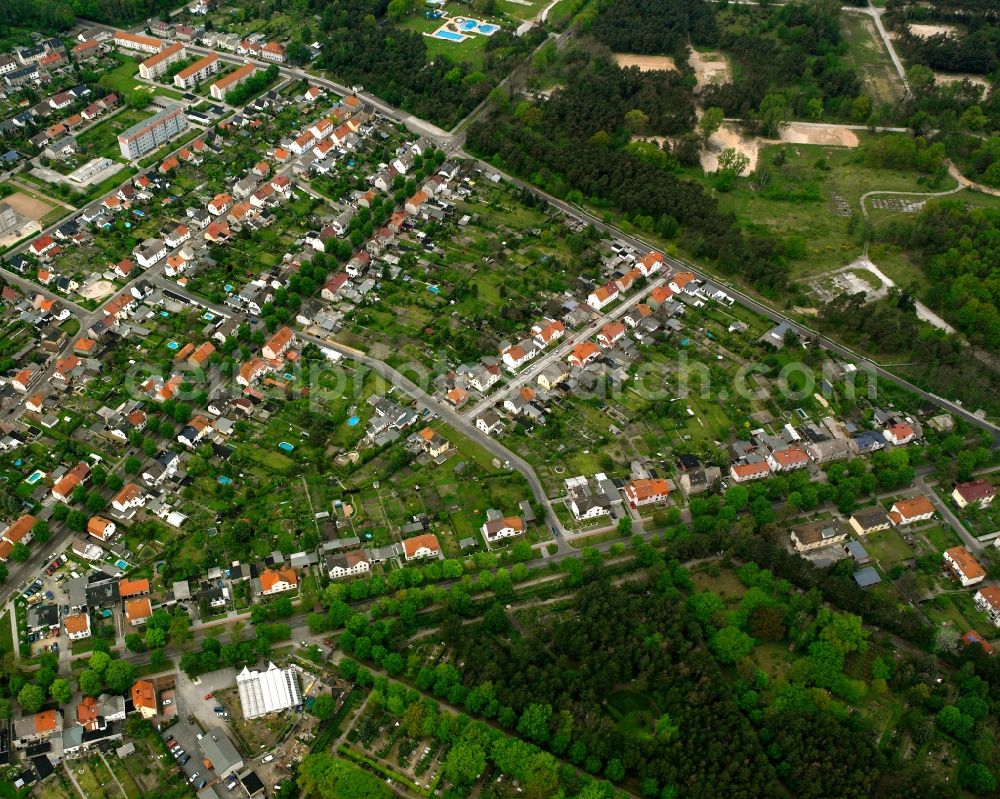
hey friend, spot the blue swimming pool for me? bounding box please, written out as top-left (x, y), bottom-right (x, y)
top-left (115, 559), bottom-right (128, 569)
top-left (224, 284), bottom-right (233, 293)
top-left (428, 284), bottom-right (441, 294)
top-left (160, 310), bottom-right (169, 318)
top-left (477, 22), bottom-right (499, 33)
top-left (284, 372), bottom-right (294, 380)
top-left (347, 416), bottom-right (360, 426)
top-left (167, 341), bottom-right (179, 350)
top-left (434, 29), bottom-right (466, 41)
top-left (218, 475), bottom-right (232, 485)
top-left (133, 209), bottom-right (145, 217)
top-left (278, 441), bottom-right (294, 452)
top-left (203, 312), bottom-right (215, 321)
top-left (25, 469), bottom-right (45, 485)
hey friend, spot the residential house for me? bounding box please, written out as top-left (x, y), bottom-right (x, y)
top-left (790, 520), bottom-right (850, 553)
top-left (849, 507), bottom-right (892, 536)
top-left (131, 680), bottom-right (157, 718)
top-left (258, 567), bottom-right (298, 596)
top-left (597, 321), bottom-right (627, 349)
top-left (943, 546), bottom-right (986, 587)
top-left (64, 612), bottom-right (91, 640)
top-left (87, 516), bottom-right (116, 541)
top-left (475, 409), bottom-right (502, 436)
top-left (568, 342), bottom-right (601, 368)
top-left (953, 480), bottom-right (997, 509)
top-left (730, 461), bottom-right (771, 483)
top-left (973, 586), bottom-right (1000, 628)
top-left (883, 423), bottom-right (916, 446)
top-left (888, 496), bottom-right (935, 526)
top-left (766, 447), bottom-right (809, 472)
top-left (623, 478), bottom-right (669, 508)
top-left (587, 282), bottom-right (619, 311)
top-left (481, 513), bottom-right (525, 544)
top-left (403, 534), bottom-right (440, 561)
top-left (112, 483), bottom-right (145, 513)
top-left (327, 550), bottom-right (371, 580)
top-left (262, 326), bottom-right (294, 360)
top-left (124, 597), bottom-right (153, 626)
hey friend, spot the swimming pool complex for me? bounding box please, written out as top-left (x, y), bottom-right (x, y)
top-left (431, 15), bottom-right (500, 42)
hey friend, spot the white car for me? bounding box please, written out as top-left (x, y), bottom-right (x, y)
top-left (163, 699), bottom-right (173, 706)
top-left (261, 755), bottom-right (274, 764)
top-left (189, 773), bottom-right (200, 784)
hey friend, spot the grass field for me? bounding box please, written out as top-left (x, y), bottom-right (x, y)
top-left (395, 6), bottom-right (500, 69)
top-left (840, 13), bottom-right (906, 109)
top-left (77, 108), bottom-right (151, 162)
top-left (98, 56), bottom-right (183, 103)
top-left (706, 139), bottom-right (956, 279)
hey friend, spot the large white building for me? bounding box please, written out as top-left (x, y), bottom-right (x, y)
top-left (174, 53), bottom-right (221, 89)
top-left (139, 42), bottom-right (186, 80)
top-left (118, 106), bottom-right (189, 160)
top-left (236, 662), bottom-right (302, 720)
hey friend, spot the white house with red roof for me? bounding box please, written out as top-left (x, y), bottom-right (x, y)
top-left (883, 423), bottom-right (916, 446)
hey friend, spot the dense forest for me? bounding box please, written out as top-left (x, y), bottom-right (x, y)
top-left (878, 201), bottom-right (1000, 349)
top-left (887, 0), bottom-right (1000, 74)
top-left (309, 0), bottom-right (538, 128)
top-left (322, 529), bottom-right (1000, 798)
top-left (469, 52), bottom-right (791, 295)
top-left (700, 1), bottom-right (865, 124)
top-left (589, 0), bottom-right (718, 58)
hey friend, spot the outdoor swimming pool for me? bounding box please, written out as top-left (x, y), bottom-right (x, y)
top-left (203, 312), bottom-right (215, 321)
top-left (167, 341), bottom-right (179, 350)
top-left (347, 416), bottom-right (360, 426)
top-left (278, 441), bottom-right (295, 452)
top-left (115, 559), bottom-right (128, 569)
top-left (455, 16), bottom-right (499, 34)
top-left (160, 310), bottom-right (169, 318)
top-left (218, 475), bottom-right (232, 485)
top-left (434, 29), bottom-right (466, 41)
top-left (25, 470), bottom-right (45, 485)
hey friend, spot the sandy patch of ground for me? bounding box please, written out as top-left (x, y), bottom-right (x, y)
top-left (701, 122), bottom-right (860, 173)
top-left (3, 191), bottom-right (55, 221)
top-left (934, 72), bottom-right (991, 91)
top-left (781, 123), bottom-right (859, 147)
top-left (908, 22), bottom-right (958, 38)
top-left (0, 221), bottom-right (39, 249)
top-left (701, 123), bottom-right (760, 173)
top-left (79, 279), bottom-right (116, 300)
top-left (613, 53), bottom-right (677, 72)
top-left (689, 48), bottom-right (731, 92)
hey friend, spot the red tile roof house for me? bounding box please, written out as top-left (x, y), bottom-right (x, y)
top-left (587, 282), bottom-right (619, 311)
top-left (259, 567), bottom-right (298, 596)
top-left (403, 534), bottom-right (441, 561)
top-left (568, 342), bottom-right (601, 368)
top-left (766, 447), bottom-right (810, 472)
top-left (730, 461), bottom-right (772, 483)
top-left (52, 462), bottom-right (90, 502)
top-left (624, 478), bottom-right (670, 508)
top-left (262, 326), bottom-right (294, 360)
top-left (888, 496), bottom-right (935, 526)
top-left (974, 585), bottom-right (1000, 628)
top-left (125, 597), bottom-right (153, 626)
top-left (952, 480), bottom-right (997, 509)
top-left (943, 546), bottom-right (986, 587)
top-left (531, 320), bottom-right (564, 347)
top-left (883, 423), bottom-right (916, 446)
top-left (597, 321), bottom-right (627, 349)
top-left (481, 515), bottom-right (525, 544)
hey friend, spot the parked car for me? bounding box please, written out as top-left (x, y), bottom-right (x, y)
top-left (178, 754), bottom-right (190, 765)
top-left (189, 773), bottom-right (200, 784)
top-left (163, 699), bottom-right (173, 706)
top-left (261, 755), bottom-right (274, 764)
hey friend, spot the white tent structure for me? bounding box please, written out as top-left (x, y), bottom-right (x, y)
top-left (236, 661), bottom-right (302, 720)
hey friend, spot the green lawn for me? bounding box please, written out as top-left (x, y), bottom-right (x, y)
top-left (0, 610), bottom-right (13, 656)
top-left (863, 528), bottom-right (914, 566)
top-left (706, 139), bottom-right (957, 281)
top-left (77, 108), bottom-right (151, 162)
top-left (99, 56), bottom-right (182, 103)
